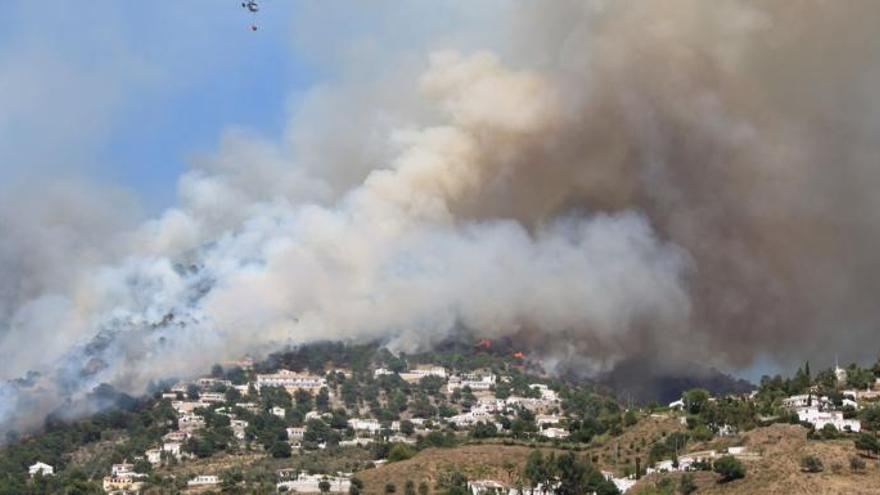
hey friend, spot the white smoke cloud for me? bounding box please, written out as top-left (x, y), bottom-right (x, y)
top-left (3, 0), bottom-right (880, 434)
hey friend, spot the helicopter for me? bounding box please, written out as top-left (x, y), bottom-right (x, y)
top-left (241, 1), bottom-right (260, 31)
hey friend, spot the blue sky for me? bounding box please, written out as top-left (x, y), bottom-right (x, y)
top-left (0, 1), bottom-right (316, 212)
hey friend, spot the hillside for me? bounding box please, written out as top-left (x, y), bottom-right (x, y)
top-left (632, 424), bottom-right (880, 495)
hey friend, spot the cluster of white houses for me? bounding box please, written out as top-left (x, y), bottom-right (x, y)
top-left (29, 360), bottom-right (591, 490)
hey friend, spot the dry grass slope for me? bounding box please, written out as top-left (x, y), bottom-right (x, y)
top-left (633, 424), bottom-right (880, 495)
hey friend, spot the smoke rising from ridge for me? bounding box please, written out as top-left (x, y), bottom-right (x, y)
top-left (2, 0), bottom-right (880, 433)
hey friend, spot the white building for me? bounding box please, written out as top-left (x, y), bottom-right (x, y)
top-left (387, 434), bottom-right (416, 444)
top-left (339, 437), bottom-right (374, 447)
top-left (163, 430), bottom-right (190, 442)
top-left (28, 462), bottom-right (54, 477)
top-left (287, 427), bottom-right (306, 440)
top-left (602, 471), bottom-right (637, 493)
top-left (374, 368), bottom-right (394, 377)
top-left (542, 427), bottom-right (570, 439)
top-left (188, 475), bottom-right (220, 487)
top-left (256, 370), bottom-right (326, 391)
top-left (111, 463), bottom-right (134, 477)
top-left (536, 415), bottom-right (562, 426)
top-left (796, 407), bottom-right (861, 432)
top-left (277, 472), bottom-right (351, 493)
top-left (448, 373), bottom-right (496, 391)
top-left (170, 400), bottom-right (200, 414)
top-left (103, 476), bottom-right (143, 493)
top-left (468, 480), bottom-right (506, 494)
top-left (145, 449), bottom-right (162, 465)
top-left (272, 406), bottom-right (286, 418)
top-left (399, 366), bottom-right (447, 383)
top-left (178, 413), bottom-right (206, 431)
top-left (348, 418), bottom-right (381, 433)
top-left (449, 406), bottom-right (496, 427)
top-left (835, 366), bottom-right (848, 386)
top-left (200, 392), bottom-right (226, 403)
top-left (529, 384), bottom-right (559, 402)
top-left (163, 442), bottom-right (182, 458)
top-left (232, 419), bottom-right (249, 440)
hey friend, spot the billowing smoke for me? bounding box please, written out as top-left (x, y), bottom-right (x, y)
top-left (3, 0), bottom-right (880, 433)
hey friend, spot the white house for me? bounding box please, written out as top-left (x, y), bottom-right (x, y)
top-left (256, 370), bottom-right (326, 391)
top-left (272, 406), bottom-right (286, 418)
top-left (468, 480), bottom-right (506, 494)
top-left (348, 418), bottom-right (381, 433)
top-left (287, 427), bottom-right (306, 440)
top-left (28, 462), bottom-right (54, 477)
top-left (103, 476), bottom-right (143, 493)
top-left (387, 434), bottom-right (416, 444)
top-left (448, 373), bottom-right (496, 391)
top-left (188, 475), bottom-right (220, 486)
top-left (199, 392), bottom-right (226, 403)
top-left (529, 384), bottom-right (559, 402)
top-left (277, 472), bottom-right (351, 493)
top-left (835, 366), bottom-right (848, 386)
top-left (145, 449), bottom-right (162, 465)
top-left (542, 427), bottom-right (570, 439)
top-left (535, 415), bottom-right (562, 426)
top-left (111, 463), bottom-right (134, 477)
top-left (178, 413), bottom-right (206, 431)
top-left (163, 442), bottom-right (182, 458)
top-left (164, 430), bottom-right (190, 442)
top-left (339, 437), bottom-right (374, 447)
top-left (602, 471), bottom-right (637, 493)
top-left (796, 407), bottom-right (861, 432)
top-left (399, 366), bottom-right (447, 383)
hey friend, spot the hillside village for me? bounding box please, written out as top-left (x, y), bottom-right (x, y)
top-left (5, 343), bottom-right (880, 494)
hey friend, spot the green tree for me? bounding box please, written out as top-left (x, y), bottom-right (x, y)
top-left (384, 483), bottom-right (397, 494)
top-left (270, 440), bottom-right (292, 458)
top-left (524, 450), bottom-right (550, 490)
top-left (471, 421), bottom-right (498, 439)
top-left (624, 410), bottom-right (638, 427)
top-left (856, 433), bottom-right (880, 457)
top-left (319, 479), bottom-right (331, 493)
top-left (713, 455), bottom-right (745, 483)
top-left (860, 406), bottom-right (880, 432)
top-left (555, 452), bottom-right (588, 495)
top-left (316, 387), bottom-right (331, 412)
top-left (682, 389), bottom-right (710, 415)
top-left (400, 420), bottom-right (415, 436)
top-left (418, 480), bottom-right (429, 495)
top-left (404, 480), bottom-right (417, 495)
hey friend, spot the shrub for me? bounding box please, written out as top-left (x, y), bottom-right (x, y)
top-left (820, 423), bottom-right (839, 440)
top-left (850, 456), bottom-right (866, 473)
top-left (713, 455), bottom-right (746, 482)
top-left (679, 473), bottom-right (697, 494)
top-left (387, 443), bottom-right (416, 462)
top-left (800, 455), bottom-right (824, 473)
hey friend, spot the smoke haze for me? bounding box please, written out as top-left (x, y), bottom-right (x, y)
top-left (2, 0), bottom-right (880, 433)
